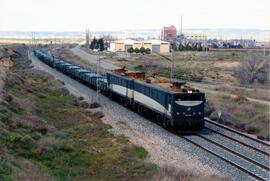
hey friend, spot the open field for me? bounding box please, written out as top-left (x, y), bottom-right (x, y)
top-left (106, 50), bottom-right (269, 86)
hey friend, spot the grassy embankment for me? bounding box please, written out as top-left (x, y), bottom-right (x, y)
top-left (0, 47), bottom-right (156, 181)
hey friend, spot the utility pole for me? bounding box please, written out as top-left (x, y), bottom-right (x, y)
top-left (170, 49), bottom-right (175, 83)
top-left (180, 16), bottom-right (183, 35)
top-left (32, 32), bottom-right (34, 49)
top-left (152, 50), bottom-right (175, 84)
top-left (205, 35), bottom-right (208, 55)
top-left (96, 51), bottom-right (101, 102)
top-left (86, 28), bottom-right (90, 47)
top-left (263, 39), bottom-right (266, 57)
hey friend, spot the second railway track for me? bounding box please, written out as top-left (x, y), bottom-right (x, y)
top-left (179, 118), bottom-right (270, 180)
top-left (181, 135), bottom-right (269, 181)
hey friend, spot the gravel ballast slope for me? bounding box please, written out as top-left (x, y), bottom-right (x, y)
top-left (30, 53), bottom-right (255, 180)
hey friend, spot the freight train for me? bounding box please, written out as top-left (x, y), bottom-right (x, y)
top-left (34, 49), bottom-right (205, 130)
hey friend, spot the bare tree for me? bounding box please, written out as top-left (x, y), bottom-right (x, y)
top-left (234, 55), bottom-right (269, 84)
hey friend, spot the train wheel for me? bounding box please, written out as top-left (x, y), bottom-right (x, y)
top-left (137, 105), bottom-right (143, 115)
top-left (161, 118), bottom-right (168, 128)
top-left (124, 100), bottom-right (130, 107)
top-left (108, 92), bottom-right (113, 99)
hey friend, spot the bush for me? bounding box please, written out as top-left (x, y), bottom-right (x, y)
top-left (134, 48), bottom-right (140, 54)
top-left (245, 125), bottom-right (259, 134)
top-left (233, 95), bottom-right (248, 102)
top-left (139, 47), bottom-right (146, 54)
top-left (178, 44), bottom-right (186, 51)
top-left (127, 47), bottom-right (134, 54)
top-left (145, 48), bottom-right (151, 54)
top-left (235, 123), bottom-right (246, 132)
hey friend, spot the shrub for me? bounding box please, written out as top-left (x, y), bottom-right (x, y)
top-left (127, 47), bottom-right (134, 54)
top-left (233, 95), bottom-right (248, 102)
top-left (145, 48), bottom-right (151, 54)
top-left (139, 47), bottom-right (146, 54)
top-left (245, 125), bottom-right (259, 134)
top-left (178, 44), bottom-right (186, 51)
top-left (134, 48), bottom-right (140, 54)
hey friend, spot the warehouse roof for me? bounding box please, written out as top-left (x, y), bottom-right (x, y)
top-left (113, 39), bottom-right (169, 45)
top-left (114, 39), bottom-right (140, 45)
top-left (143, 40), bottom-right (169, 45)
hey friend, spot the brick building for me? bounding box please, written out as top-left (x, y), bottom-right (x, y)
top-left (161, 25), bottom-right (177, 42)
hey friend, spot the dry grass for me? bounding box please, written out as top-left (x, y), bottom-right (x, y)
top-left (105, 49), bottom-right (268, 86)
top-left (14, 160), bottom-right (50, 181)
top-left (210, 86), bottom-right (270, 101)
top-left (153, 165), bottom-right (229, 181)
top-left (206, 92), bottom-right (269, 138)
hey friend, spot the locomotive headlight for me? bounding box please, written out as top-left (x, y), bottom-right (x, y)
top-left (177, 112), bottom-right (180, 115)
top-left (187, 90), bottom-right (192, 94)
top-left (198, 112), bottom-right (201, 115)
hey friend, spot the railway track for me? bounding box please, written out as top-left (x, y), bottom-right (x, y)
top-left (204, 118), bottom-right (270, 155)
top-left (180, 118), bottom-right (270, 180)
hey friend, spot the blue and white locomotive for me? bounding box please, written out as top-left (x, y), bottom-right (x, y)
top-left (34, 49), bottom-right (205, 130)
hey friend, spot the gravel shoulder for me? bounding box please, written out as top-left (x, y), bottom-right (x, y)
top-left (30, 52), bottom-right (255, 180)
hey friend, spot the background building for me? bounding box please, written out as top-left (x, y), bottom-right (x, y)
top-left (161, 26), bottom-right (177, 42)
top-left (109, 39), bottom-right (170, 53)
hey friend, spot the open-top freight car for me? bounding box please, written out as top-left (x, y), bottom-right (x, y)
top-left (34, 49), bottom-right (205, 130)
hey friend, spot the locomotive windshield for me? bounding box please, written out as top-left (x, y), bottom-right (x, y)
top-left (174, 93), bottom-right (205, 101)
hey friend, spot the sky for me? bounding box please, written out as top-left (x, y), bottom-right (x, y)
top-left (1, 0), bottom-right (270, 32)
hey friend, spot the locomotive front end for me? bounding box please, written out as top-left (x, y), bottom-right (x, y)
top-left (171, 90), bottom-right (205, 130)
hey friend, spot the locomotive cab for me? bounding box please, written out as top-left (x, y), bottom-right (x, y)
top-left (170, 90), bottom-right (205, 130)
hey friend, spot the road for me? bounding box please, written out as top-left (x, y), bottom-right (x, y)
top-left (70, 45), bottom-right (119, 70)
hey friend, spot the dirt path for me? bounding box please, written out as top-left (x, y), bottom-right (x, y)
top-left (198, 87), bottom-right (270, 106)
top-left (71, 45), bottom-right (119, 70)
